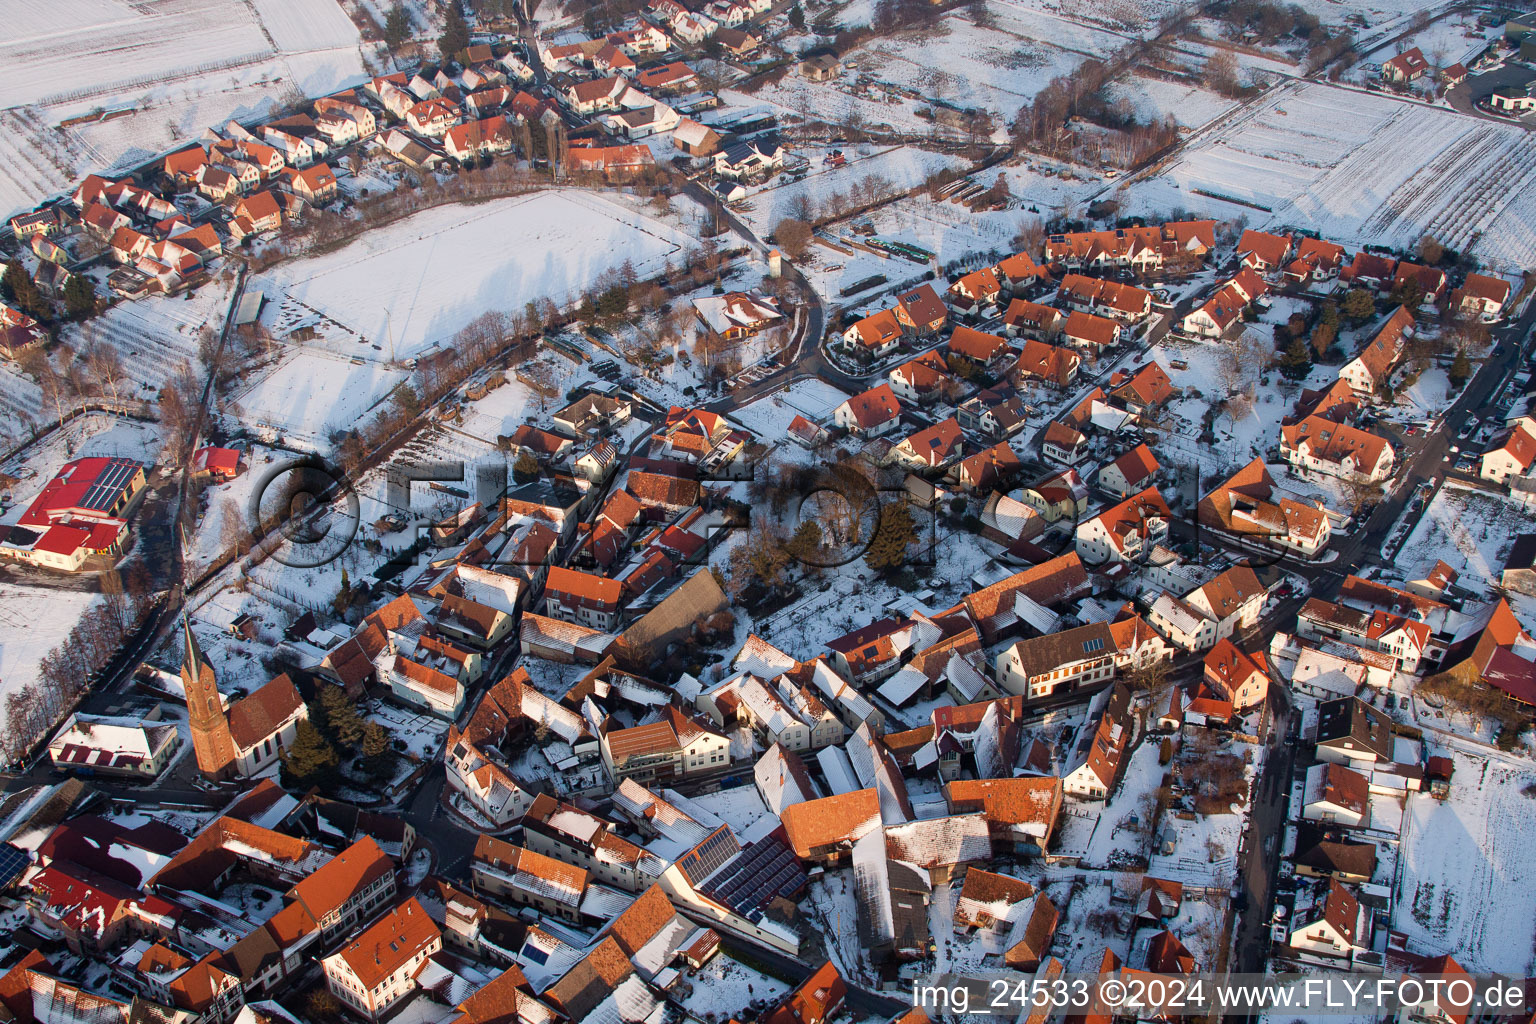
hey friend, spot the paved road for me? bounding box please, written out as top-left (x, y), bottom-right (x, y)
top-left (1447, 61), bottom-right (1536, 129)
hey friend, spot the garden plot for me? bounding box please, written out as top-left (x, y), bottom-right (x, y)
top-left (255, 191), bottom-right (699, 362)
top-left (0, 0), bottom-right (366, 219)
top-left (0, 365), bottom-right (45, 452)
top-left (1117, 81), bottom-right (1536, 272)
top-left (1392, 484), bottom-right (1534, 595)
top-left (65, 277), bottom-right (237, 397)
top-left (1394, 748), bottom-right (1536, 974)
top-left (229, 349), bottom-right (407, 451)
top-left (733, 379), bottom-right (852, 439)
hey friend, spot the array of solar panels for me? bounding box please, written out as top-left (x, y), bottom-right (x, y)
top-left (697, 834), bottom-right (806, 919)
top-left (77, 460), bottom-right (139, 512)
top-left (675, 826), bottom-right (739, 886)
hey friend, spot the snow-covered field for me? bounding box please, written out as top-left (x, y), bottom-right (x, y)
top-left (846, 10), bottom-right (1125, 121)
top-left (254, 191), bottom-right (701, 361)
top-left (230, 350), bottom-right (407, 450)
top-left (0, 584), bottom-right (101, 701)
top-left (66, 277), bottom-right (237, 397)
top-left (1103, 74), bottom-right (1241, 129)
top-left (1394, 748), bottom-right (1536, 974)
top-left (1117, 80), bottom-right (1536, 271)
top-left (0, 0), bottom-right (365, 219)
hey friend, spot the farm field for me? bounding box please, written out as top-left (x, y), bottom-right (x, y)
top-left (1103, 73), bottom-right (1242, 128)
top-left (253, 190), bottom-right (701, 363)
top-left (0, 0), bottom-right (365, 219)
top-left (0, 584), bottom-right (102, 704)
top-left (847, 12), bottom-right (1121, 122)
top-left (1117, 80), bottom-right (1536, 271)
top-left (230, 350), bottom-right (407, 450)
top-left (1394, 748), bottom-right (1536, 974)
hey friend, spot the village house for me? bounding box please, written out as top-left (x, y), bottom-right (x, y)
top-left (1236, 229), bottom-right (1292, 273)
top-left (888, 350), bottom-right (956, 405)
top-left (1284, 236), bottom-right (1347, 283)
top-left (947, 326), bottom-right (1012, 370)
top-left (1198, 457), bottom-right (1332, 558)
top-left (693, 290), bottom-right (783, 339)
top-left (714, 136), bottom-right (784, 180)
top-left (1074, 487), bottom-right (1171, 566)
top-left (1391, 260), bottom-right (1447, 304)
top-left (1014, 338), bottom-right (1080, 387)
top-left (1481, 416), bottom-right (1536, 485)
top-left (544, 566), bottom-right (625, 631)
top-left (1096, 443), bottom-right (1160, 500)
top-left (947, 267), bottom-right (1004, 315)
top-left (444, 116), bottom-right (516, 162)
top-left (1061, 310), bottom-right (1122, 351)
top-left (321, 899), bottom-right (442, 1020)
top-left (1281, 416), bottom-right (1395, 482)
top-left (1296, 598), bottom-right (1430, 672)
top-left (833, 383), bottom-right (903, 437)
top-left (1451, 272), bottom-right (1511, 321)
top-left (889, 418), bottom-right (965, 472)
top-left (996, 622), bottom-right (1119, 700)
top-left (956, 442), bottom-right (1022, 494)
top-left (1040, 420), bottom-right (1087, 467)
top-left (1382, 46), bottom-right (1430, 83)
top-left (600, 706), bottom-right (732, 784)
top-left (842, 307), bottom-right (904, 358)
top-left (1339, 305), bottom-right (1414, 396)
top-left (1147, 564), bottom-right (1268, 652)
top-left (1203, 638), bottom-right (1268, 710)
top-left (672, 117), bottom-right (720, 156)
top-left (1062, 683), bottom-right (1135, 799)
top-left (894, 283), bottom-right (949, 337)
top-left (1018, 468), bottom-right (1090, 523)
top-left (1057, 274), bottom-right (1151, 321)
top-left (1002, 298), bottom-right (1065, 339)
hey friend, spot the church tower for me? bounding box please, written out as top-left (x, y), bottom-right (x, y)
top-left (180, 616), bottom-right (237, 780)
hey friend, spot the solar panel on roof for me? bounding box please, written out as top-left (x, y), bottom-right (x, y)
top-left (0, 844), bottom-right (24, 887)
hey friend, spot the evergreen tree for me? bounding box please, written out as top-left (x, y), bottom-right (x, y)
top-left (438, 3), bottom-right (471, 61)
top-left (384, 3), bottom-right (411, 51)
top-left (2, 261), bottom-right (46, 321)
top-left (283, 720), bottom-right (340, 784)
top-left (864, 502), bottom-right (915, 572)
top-left (332, 568), bottom-right (353, 617)
top-left (1279, 336), bottom-right (1311, 380)
top-left (361, 721), bottom-right (398, 777)
top-left (788, 2), bottom-right (805, 27)
top-left (63, 274), bottom-right (96, 320)
top-left (513, 450), bottom-right (539, 481)
top-left (1341, 287), bottom-right (1375, 321)
top-left (1449, 347), bottom-right (1471, 386)
top-left (320, 684), bottom-right (366, 748)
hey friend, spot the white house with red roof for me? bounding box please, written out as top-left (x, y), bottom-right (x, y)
top-left (833, 383), bottom-right (903, 437)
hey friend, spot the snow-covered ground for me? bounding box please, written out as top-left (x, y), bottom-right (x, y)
top-left (0, 0), bottom-right (368, 219)
top-left (731, 145), bottom-right (968, 236)
top-left (1392, 483), bottom-right (1533, 598)
top-left (1394, 747), bottom-right (1536, 974)
top-left (1103, 74), bottom-right (1242, 129)
top-left (229, 349), bottom-right (408, 450)
top-left (254, 191), bottom-right (702, 362)
top-left (842, 9), bottom-right (1126, 121)
top-left (0, 584), bottom-right (102, 703)
top-left (1116, 80), bottom-right (1536, 272)
top-left (64, 276), bottom-right (237, 397)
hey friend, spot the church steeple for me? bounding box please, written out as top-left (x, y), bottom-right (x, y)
top-left (180, 615), bottom-right (236, 780)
